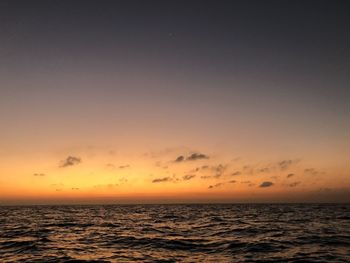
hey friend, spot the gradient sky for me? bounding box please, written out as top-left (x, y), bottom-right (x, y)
top-left (0, 0), bottom-right (349, 204)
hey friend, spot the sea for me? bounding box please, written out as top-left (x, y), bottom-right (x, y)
top-left (0, 204), bottom-right (349, 262)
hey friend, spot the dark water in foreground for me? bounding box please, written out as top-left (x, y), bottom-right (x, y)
top-left (0, 204), bottom-right (349, 262)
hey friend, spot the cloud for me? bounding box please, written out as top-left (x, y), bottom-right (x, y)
top-left (33, 173), bottom-right (45, 177)
top-left (304, 168), bottom-right (321, 175)
top-left (183, 174), bottom-right (196, 181)
top-left (186, 153), bottom-right (209, 161)
top-left (195, 164), bottom-right (227, 179)
top-left (214, 164), bottom-right (226, 173)
top-left (278, 160), bottom-right (293, 170)
top-left (259, 181), bottom-right (274, 188)
top-left (208, 183), bottom-right (223, 189)
top-left (287, 173), bottom-right (295, 178)
top-left (258, 168), bottom-right (270, 173)
top-left (207, 164), bottom-right (227, 178)
top-left (209, 180), bottom-right (236, 189)
top-left (173, 153), bottom-right (209, 163)
top-left (278, 159), bottom-right (300, 170)
top-left (241, 180), bottom-right (251, 184)
top-left (174, 156), bottom-right (184, 162)
top-left (119, 177), bottom-right (128, 183)
top-left (59, 156), bottom-right (81, 168)
top-left (152, 177), bottom-right (172, 183)
top-left (106, 163), bottom-right (130, 169)
top-left (242, 165), bottom-right (254, 175)
top-left (194, 165), bottom-right (209, 172)
top-left (289, 181), bottom-right (301, 187)
top-left (241, 181), bottom-right (255, 187)
top-left (231, 171), bottom-right (241, 176)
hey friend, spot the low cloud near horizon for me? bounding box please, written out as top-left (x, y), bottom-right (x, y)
top-left (183, 174), bottom-right (196, 181)
top-left (260, 181), bottom-right (274, 188)
top-left (59, 156), bottom-right (81, 168)
top-left (287, 173), bottom-right (295, 178)
top-left (174, 152), bottom-right (209, 162)
top-left (33, 173), bottom-right (45, 177)
top-left (152, 177), bottom-right (173, 183)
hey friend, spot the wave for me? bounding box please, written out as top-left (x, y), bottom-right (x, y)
top-left (0, 204), bottom-right (349, 262)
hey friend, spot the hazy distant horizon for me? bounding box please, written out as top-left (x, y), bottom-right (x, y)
top-left (1, 189), bottom-right (349, 206)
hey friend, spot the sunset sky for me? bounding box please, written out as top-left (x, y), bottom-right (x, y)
top-left (0, 1), bottom-right (349, 204)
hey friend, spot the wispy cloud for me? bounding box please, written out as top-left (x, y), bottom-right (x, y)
top-left (242, 165), bottom-right (251, 170)
top-left (152, 177), bottom-right (173, 183)
top-left (241, 181), bottom-right (255, 187)
top-left (278, 160), bottom-right (293, 170)
top-left (258, 167), bottom-right (270, 173)
top-left (33, 173), bottom-right (45, 177)
top-left (289, 181), bottom-right (301, 187)
top-left (183, 174), bottom-right (196, 181)
top-left (106, 163), bottom-right (130, 169)
top-left (119, 177), bottom-right (128, 183)
top-left (208, 180), bottom-right (236, 189)
top-left (242, 165), bottom-right (254, 175)
top-left (59, 156), bottom-right (81, 168)
top-left (278, 159), bottom-right (299, 170)
top-left (193, 165), bottom-right (209, 172)
top-left (195, 164), bottom-right (227, 179)
top-left (304, 168), bottom-right (321, 175)
top-left (287, 173), bottom-right (295, 178)
top-left (212, 164), bottom-right (226, 178)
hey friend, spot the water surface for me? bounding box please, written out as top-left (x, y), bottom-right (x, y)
top-left (0, 204), bottom-right (349, 262)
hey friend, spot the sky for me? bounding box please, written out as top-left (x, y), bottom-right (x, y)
top-left (0, 0), bottom-right (349, 204)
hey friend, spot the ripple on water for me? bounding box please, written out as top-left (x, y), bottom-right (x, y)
top-left (0, 204), bottom-right (349, 262)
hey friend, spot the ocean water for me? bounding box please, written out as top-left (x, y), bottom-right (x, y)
top-left (0, 204), bottom-right (349, 262)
